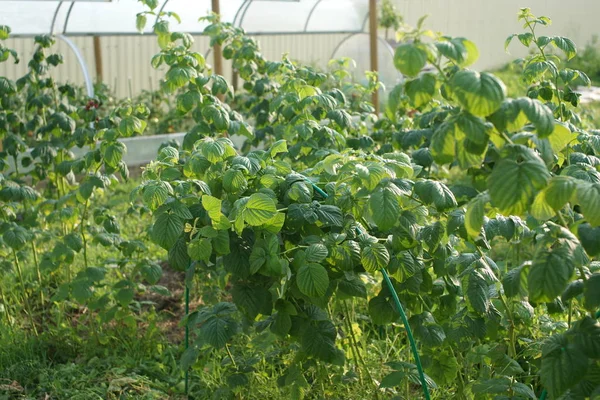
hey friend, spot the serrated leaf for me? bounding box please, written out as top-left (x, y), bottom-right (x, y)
top-left (361, 243), bottom-right (390, 273)
top-left (529, 245), bottom-right (575, 303)
top-left (115, 287), bottom-right (134, 307)
top-left (541, 334), bottom-right (588, 399)
top-left (577, 182), bottom-right (600, 227)
top-left (488, 145), bottom-right (550, 215)
top-left (370, 186), bottom-right (400, 231)
top-left (188, 237), bottom-right (212, 262)
top-left (405, 73), bottom-right (436, 108)
top-left (150, 213), bottom-right (183, 250)
top-left (451, 70), bottom-right (506, 117)
top-left (414, 180), bottom-right (457, 211)
top-left (584, 274), bottom-right (600, 311)
top-left (305, 243), bottom-right (328, 263)
top-left (244, 193), bottom-right (277, 226)
top-left (465, 192), bottom-right (489, 238)
top-left (394, 44), bottom-right (428, 77)
top-left (297, 263), bottom-right (329, 298)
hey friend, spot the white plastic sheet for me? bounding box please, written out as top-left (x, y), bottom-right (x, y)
top-left (0, 0), bottom-right (369, 36)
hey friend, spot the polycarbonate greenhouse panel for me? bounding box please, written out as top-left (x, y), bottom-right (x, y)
top-left (0, 0), bottom-right (370, 36)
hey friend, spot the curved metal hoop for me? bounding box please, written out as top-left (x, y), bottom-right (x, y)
top-left (57, 35), bottom-right (94, 98)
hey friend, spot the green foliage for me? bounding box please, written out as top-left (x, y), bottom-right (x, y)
top-left (2, 4), bottom-right (600, 399)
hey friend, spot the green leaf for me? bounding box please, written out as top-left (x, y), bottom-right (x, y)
top-left (576, 183), bottom-right (600, 227)
top-left (244, 193), bottom-right (278, 226)
top-left (584, 274), bottom-right (600, 311)
top-left (150, 213), bottom-right (184, 250)
top-left (72, 280), bottom-right (93, 303)
top-left (490, 97), bottom-right (554, 137)
top-left (202, 195), bottom-right (222, 221)
top-left (545, 176), bottom-right (577, 211)
top-left (379, 371), bottom-right (406, 389)
top-left (361, 243), bottom-right (390, 273)
top-left (503, 263), bottom-right (529, 298)
top-left (405, 73), bottom-right (436, 108)
top-left (414, 180), bottom-right (457, 211)
top-left (223, 170), bottom-right (247, 194)
top-left (115, 287), bottom-right (135, 307)
top-left (394, 44), bottom-right (428, 77)
top-left (369, 294), bottom-right (396, 324)
top-left (528, 245), bottom-right (575, 303)
top-left (568, 317), bottom-right (600, 358)
top-left (370, 186), bottom-right (401, 231)
top-left (269, 140), bottom-right (288, 157)
top-left (488, 145), bottom-right (550, 215)
top-left (180, 346), bottom-right (199, 371)
top-left (141, 262), bottom-right (162, 284)
top-left (450, 70), bottom-right (506, 117)
top-left (300, 320), bottom-right (343, 363)
top-left (143, 181), bottom-right (172, 210)
top-left (188, 238), bottom-right (212, 262)
top-left (578, 224), bottom-right (600, 257)
top-left (136, 14), bottom-right (147, 32)
top-left (200, 314), bottom-right (239, 349)
top-left (548, 122), bottom-right (578, 152)
top-left (3, 226), bottom-right (29, 250)
top-left (103, 142), bottom-right (126, 168)
top-left (436, 37), bottom-right (479, 67)
top-left (168, 237), bottom-right (190, 271)
top-left (410, 313), bottom-right (446, 346)
top-left (465, 192), bottom-right (489, 238)
top-left (0, 25), bottom-right (10, 40)
top-left (541, 334), bottom-right (588, 399)
top-left (305, 244), bottom-right (328, 263)
top-left (337, 274), bottom-right (367, 298)
top-left (64, 233), bottom-right (84, 252)
top-left (119, 116), bottom-right (146, 136)
top-left (463, 270), bottom-right (490, 314)
top-left (547, 36), bottom-right (577, 60)
top-left (297, 263), bottom-right (329, 298)
top-left (270, 312), bottom-right (292, 336)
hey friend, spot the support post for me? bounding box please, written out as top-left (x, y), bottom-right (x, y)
top-left (93, 36), bottom-right (103, 83)
top-left (369, 0), bottom-right (379, 114)
top-left (211, 0), bottom-right (224, 78)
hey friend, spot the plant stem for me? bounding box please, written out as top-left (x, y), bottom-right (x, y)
top-left (0, 283), bottom-right (14, 328)
top-left (343, 301), bottom-right (380, 399)
top-left (12, 155), bottom-right (19, 176)
top-left (340, 301), bottom-right (363, 383)
top-left (499, 294), bottom-right (517, 358)
top-left (81, 200), bottom-right (89, 269)
top-left (225, 343), bottom-right (237, 369)
top-left (31, 241), bottom-right (44, 305)
top-left (13, 249), bottom-right (38, 337)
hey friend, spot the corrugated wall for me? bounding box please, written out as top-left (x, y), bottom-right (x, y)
top-left (1, 1), bottom-right (599, 98)
top-left (1, 33), bottom-right (347, 98)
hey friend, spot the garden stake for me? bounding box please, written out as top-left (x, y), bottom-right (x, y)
top-left (185, 284), bottom-right (190, 397)
top-left (304, 176), bottom-right (431, 399)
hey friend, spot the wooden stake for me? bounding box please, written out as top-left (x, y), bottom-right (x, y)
top-left (93, 36), bottom-right (103, 83)
top-left (211, 0), bottom-right (224, 78)
top-left (369, 0), bottom-right (379, 115)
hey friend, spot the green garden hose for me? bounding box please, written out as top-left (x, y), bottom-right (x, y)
top-left (184, 283), bottom-right (190, 396)
top-left (305, 177), bottom-right (432, 399)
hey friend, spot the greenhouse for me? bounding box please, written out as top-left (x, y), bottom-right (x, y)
top-left (1, 0), bottom-right (600, 399)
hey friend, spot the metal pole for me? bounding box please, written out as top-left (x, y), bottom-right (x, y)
top-left (57, 35), bottom-right (94, 98)
top-left (369, 0), bottom-right (379, 114)
top-left (93, 36), bottom-right (103, 82)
